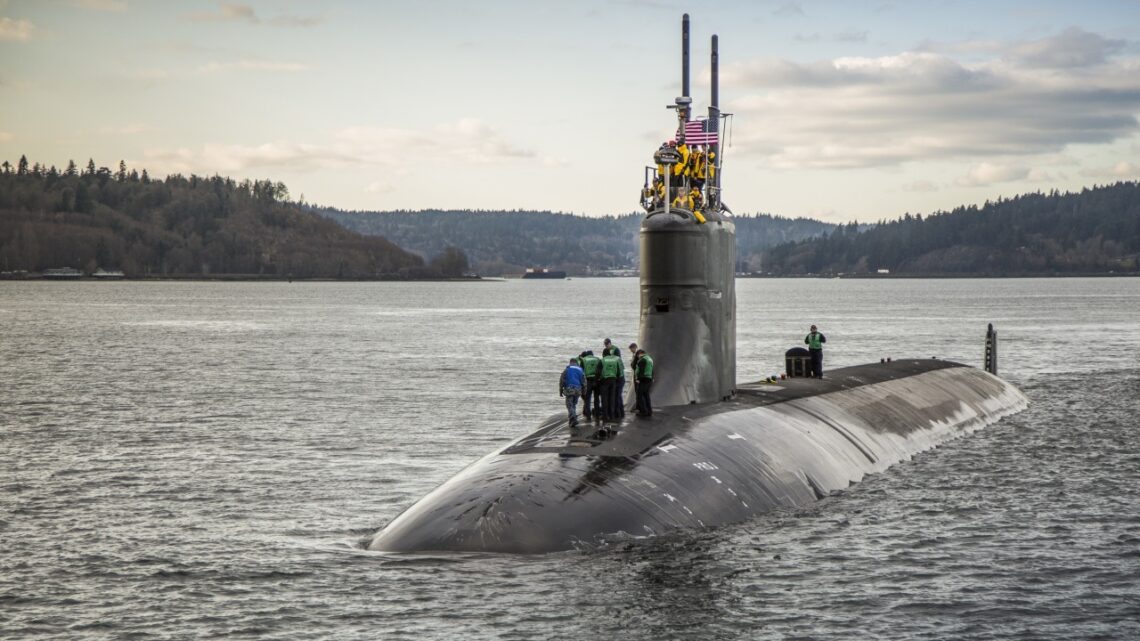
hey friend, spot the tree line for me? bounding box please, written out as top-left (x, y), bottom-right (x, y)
top-left (0, 155), bottom-right (460, 279)
top-left (760, 182), bottom-right (1140, 275)
top-left (316, 208), bottom-right (834, 276)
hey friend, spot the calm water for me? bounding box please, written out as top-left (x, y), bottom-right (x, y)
top-left (2, 278), bottom-right (1139, 640)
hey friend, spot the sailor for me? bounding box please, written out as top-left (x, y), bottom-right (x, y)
top-left (804, 324), bottom-right (827, 379)
top-left (691, 148), bottom-right (707, 189)
top-left (578, 350), bottom-right (601, 419)
top-left (652, 177), bottom-right (665, 209)
top-left (634, 349), bottom-right (654, 417)
top-left (689, 186), bottom-right (707, 224)
top-left (672, 189), bottom-right (692, 209)
top-left (628, 343), bottom-right (641, 413)
top-left (600, 346), bottom-right (622, 421)
top-left (559, 357), bottom-right (586, 427)
top-left (693, 149), bottom-right (715, 189)
top-left (688, 186), bottom-right (703, 209)
top-left (614, 344), bottom-right (627, 419)
top-left (672, 143), bottom-right (691, 180)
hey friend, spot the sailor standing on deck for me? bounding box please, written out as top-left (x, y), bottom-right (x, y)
top-left (804, 324), bottom-right (827, 379)
top-left (628, 343), bottom-right (640, 412)
top-left (634, 349), bottom-right (654, 417)
top-left (600, 347), bottom-right (622, 421)
top-left (559, 357), bottom-right (586, 428)
top-left (612, 344), bottom-right (627, 418)
top-left (579, 350), bottom-right (601, 419)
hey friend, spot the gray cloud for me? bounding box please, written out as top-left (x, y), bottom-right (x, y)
top-left (187, 2), bottom-right (321, 28)
top-left (1007, 27), bottom-right (1125, 69)
top-left (719, 30), bottom-right (1140, 171)
top-left (834, 30), bottom-right (868, 43)
top-left (794, 30), bottom-right (868, 44)
top-left (773, 2), bottom-right (803, 17)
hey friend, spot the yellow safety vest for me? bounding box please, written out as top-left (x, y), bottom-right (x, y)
top-left (672, 144), bottom-right (691, 177)
top-left (693, 151), bottom-right (707, 179)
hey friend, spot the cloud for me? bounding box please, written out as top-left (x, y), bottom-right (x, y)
top-left (366, 181), bottom-right (395, 194)
top-left (98, 123), bottom-right (152, 135)
top-left (0, 130), bottom-right (12, 142)
top-left (795, 30), bottom-right (868, 44)
top-left (834, 30), bottom-right (868, 43)
top-left (188, 2), bottom-right (256, 23)
top-left (75, 0), bottom-right (127, 11)
top-left (197, 60), bottom-right (312, 74)
top-left (1007, 27), bottom-right (1125, 69)
top-left (433, 119), bottom-right (533, 163)
top-left (141, 119), bottom-right (534, 175)
top-left (902, 180), bottom-right (938, 192)
top-left (955, 162), bottom-right (1030, 187)
top-left (187, 2), bottom-right (321, 27)
top-left (773, 2), bottom-right (803, 17)
top-left (719, 30), bottom-right (1140, 171)
top-left (1080, 160), bottom-right (1140, 179)
top-left (1115, 161), bottom-right (1140, 176)
top-left (267, 15), bottom-right (322, 28)
top-left (0, 16), bottom-right (33, 41)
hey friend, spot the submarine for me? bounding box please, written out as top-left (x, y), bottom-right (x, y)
top-left (368, 16), bottom-right (1029, 554)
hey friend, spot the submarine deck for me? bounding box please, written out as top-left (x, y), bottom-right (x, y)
top-left (506, 359), bottom-right (966, 459)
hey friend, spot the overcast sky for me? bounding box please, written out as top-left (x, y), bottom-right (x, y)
top-left (2, 0), bottom-right (1139, 222)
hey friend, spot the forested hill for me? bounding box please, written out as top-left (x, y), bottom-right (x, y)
top-left (761, 182), bottom-right (1140, 276)
top-left (317, 208), bottom-right (833, 275)
top-left (0, 157), bottom-right (426, 278)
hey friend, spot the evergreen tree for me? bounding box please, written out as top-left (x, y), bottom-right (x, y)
top-left (17, 155), bottom-right (28, 175)
top-left (65, 160), bottom-right (78, 176)
top-left (84, 158), bottom-right (96, 177)
top-left (117, 160), bottom-right (127, 182)
top-left (74, 183), bottom-right (94, 213)
top-left (430, 246), bottom-right (469, 277)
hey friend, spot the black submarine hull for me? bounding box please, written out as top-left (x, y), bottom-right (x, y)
top-left (369, 359), bottom-right (1028, 554)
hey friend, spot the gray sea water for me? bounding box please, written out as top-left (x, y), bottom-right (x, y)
top-left (3, 277), bottom-right (1139, 640)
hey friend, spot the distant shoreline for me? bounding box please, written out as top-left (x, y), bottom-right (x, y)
top-left (738, 272), bottom-right (1139, 279)
top-left (3, 272), bottom-right (1136, 281)
top-left (0, 273), bottom-right (493, 282)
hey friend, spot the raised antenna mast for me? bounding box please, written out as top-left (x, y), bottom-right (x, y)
top-left (710, 34), bottom-right (721, 195)
top-left (681, 14), bottom-right (690, 105)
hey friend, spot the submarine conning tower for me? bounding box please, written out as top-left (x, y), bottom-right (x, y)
top-left (639, 15), bottom-right (736, 406)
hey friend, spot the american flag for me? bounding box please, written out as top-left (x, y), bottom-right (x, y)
top-left (673, 119), bottom-right (719, 146)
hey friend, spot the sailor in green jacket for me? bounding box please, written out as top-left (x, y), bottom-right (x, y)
top-left (804, 324), bottom-right (826, 379)
top-left (578, 350), bottom-right (601, 419)
top-left (634, 349), bottom-right (654, 417)
top-left (599, 347), bottom-right (622, 421)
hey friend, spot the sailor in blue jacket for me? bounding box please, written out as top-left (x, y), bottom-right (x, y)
top-left (559, 357), bottom-right (586, 427)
